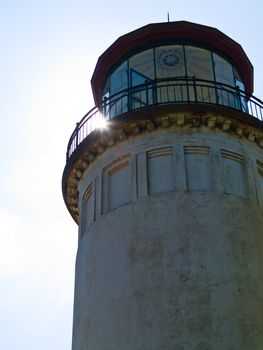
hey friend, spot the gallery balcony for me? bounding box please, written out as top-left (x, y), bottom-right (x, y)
top-left (66, 77), bottom-right (263, 161)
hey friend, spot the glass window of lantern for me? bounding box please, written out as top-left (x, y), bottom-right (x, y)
top-left (102, 77), bottom-right (110, 94)
top-left (233, 67), bottom-right (245, 91)
top-left (110, 61), bottom-right (128, 94)
top-left (155, 45), bottom-right (185, 79)
top-left (185, 46), bottom-right (215, 103)
top-left (213, 53), bottom-right (235, 86)
top-left (233, 67), bottom-right (248, 112)
top-left (185, 46), bottom-right (214, 80)
top-left (101, 78), bottom-right (111, 116)
top-left (102, 77), bottom-right (110, 101)
top-left (129, 49), bottom-right (154, 86)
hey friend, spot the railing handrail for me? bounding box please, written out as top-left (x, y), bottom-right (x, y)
top-left (66, 77), bottom-right (263, 161)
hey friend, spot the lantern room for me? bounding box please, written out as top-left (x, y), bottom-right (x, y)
top-left (91, 21), bottom-right (253, 118)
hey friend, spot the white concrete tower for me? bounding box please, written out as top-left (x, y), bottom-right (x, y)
top-left (62, 21), bottom-right (263, 350)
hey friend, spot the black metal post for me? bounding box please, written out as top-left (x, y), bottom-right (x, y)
top-left (236, 85), bottom-right (242, 111)
top-left (76, 122), bottom-right (79, 148)
top-left (145, 80), bottom-right (149, 105)
top-left (193, 76), bottom-right (198, 102)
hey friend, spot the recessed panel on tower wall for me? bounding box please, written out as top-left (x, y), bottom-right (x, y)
top-left (81, 184), bottom-right (94, 236)
top-left (107, 160), bottom-right (131, 211)
top-left (147, 147), bottom-right (174, 194)
top-left (256, 160), bottom-right (263, 202)
top-left (221, 150), bottom-right (246, 198)
top-left (184, 146), bottom-right (211, 191)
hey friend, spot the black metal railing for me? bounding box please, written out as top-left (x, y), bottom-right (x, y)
top-left (66, 77), bottom-right (263, 160)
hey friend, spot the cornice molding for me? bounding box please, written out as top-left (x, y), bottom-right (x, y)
top-left (62, 108), bottom-right (263, 223)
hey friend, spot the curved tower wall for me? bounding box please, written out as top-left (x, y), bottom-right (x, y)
top-left (72, 112), bottom-right (263, 350)
top-left (62, 21), bottom-right (263, 350)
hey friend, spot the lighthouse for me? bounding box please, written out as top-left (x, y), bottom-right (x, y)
top-left (62, 21), bottom-right (263, 349)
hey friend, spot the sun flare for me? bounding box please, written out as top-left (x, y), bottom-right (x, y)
top-left (94, 114), bottom-right (107, 130)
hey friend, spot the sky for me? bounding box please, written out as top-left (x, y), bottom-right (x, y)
top-left (0, 1), bottom-right (263, 349)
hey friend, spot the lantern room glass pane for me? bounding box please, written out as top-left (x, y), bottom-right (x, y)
top-left (213, 53), bottom-right (235, 86)
top-left (185, 46), bottom-right (214, 80)
top-left (129, 49), bottom-right (154, 85)
top-left (102, 77), bottom-right (110, 109)
top-left (233, 68), bottom-right (248, 112)
top-left (185, 46), bottom-right (215, 103)
top-left (233, 68), bottom-right (243, 82)
top-left (102, 77), bottom-right (110, 96)
top-left (155, 45), bottom-right (185, 78)
top-left (213, 54), bottom-right (240, 109)
top-left (233, 68), bottom-right (245, 90)
top-left (110, 61), bottom-right (128, 94)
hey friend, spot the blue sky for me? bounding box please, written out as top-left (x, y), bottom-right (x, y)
top-left (1, 1), bottom-right (263, 349)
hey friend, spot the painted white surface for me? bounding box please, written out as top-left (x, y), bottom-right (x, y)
top-left (73, 128), bottom-right (263, 350)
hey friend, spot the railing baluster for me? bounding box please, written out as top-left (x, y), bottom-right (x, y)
top-left (76, 123), bottom-right (79, 148)
top-left (236, 86), bottom-right (242, 111)
top-left (226, 90), bottom-right (230, 107)
top-left (159, 85), bottom-right (162, 103)
top-left (249, 100), bottom-right (253, 115)
top-left (193, 76), bottom-right (198, 102)
top-left (146, 81), bottom-right (149, 105)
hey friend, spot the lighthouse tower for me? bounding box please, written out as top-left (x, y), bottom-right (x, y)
top-left (62, 21), bottom-right (263, 350)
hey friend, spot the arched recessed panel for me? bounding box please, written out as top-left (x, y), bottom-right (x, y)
top-left (221, 150), bottom-right (247, 198)
top-left (103, 158), bottom-right (132, 212)
top-left (147, 147), bottom-right (174, 194)
top-left (184, 146), bottom-right (211, 191)
top-left (81, 184), bottom-right (94, 236)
